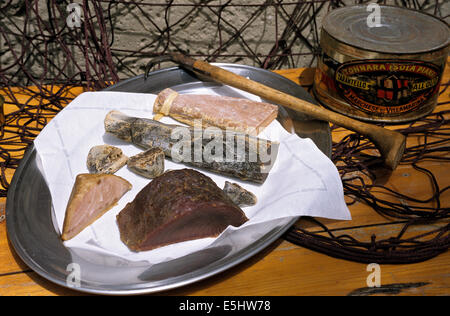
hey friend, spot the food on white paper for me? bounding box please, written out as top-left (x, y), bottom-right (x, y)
top-left (153, 88), bottom-right (279, 135)
top-left (104, 110), bottom-right (276, 184)
top-left (61, 173), bottom-right (132, 241)
top-left (86, 145), bottom-right (128, 174)
top-left (116, 169), bottom-right (248, 252)
top-left (127, 147), bottom-right (165, 178)
top-left (223, 181), bottom-right (257, 207)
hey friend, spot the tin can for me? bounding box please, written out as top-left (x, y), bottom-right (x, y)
top-left (313, 5), bottom-right (450, 123)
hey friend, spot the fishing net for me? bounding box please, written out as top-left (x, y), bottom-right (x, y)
top-left (285, 102), bottom-right (450, 264)
top-left (1, 0), bottom-right (449, 263)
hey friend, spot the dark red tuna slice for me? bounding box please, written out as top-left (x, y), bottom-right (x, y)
top-left (116, 169), bottom-right (248, 251)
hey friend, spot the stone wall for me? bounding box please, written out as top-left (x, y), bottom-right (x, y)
top-left (1, 0), bottom-right (448, 84)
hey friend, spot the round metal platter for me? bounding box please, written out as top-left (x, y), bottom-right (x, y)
top-left (6, 64), bottom-right (331, 295)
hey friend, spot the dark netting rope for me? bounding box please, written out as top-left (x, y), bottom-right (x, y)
top-left (1, 0), bottom-right (449, 264)
top-left (285, 82), bottom-right (450, 264)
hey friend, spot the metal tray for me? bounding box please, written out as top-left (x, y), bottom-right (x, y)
top-left (6, 64), bottom-right (331, 295)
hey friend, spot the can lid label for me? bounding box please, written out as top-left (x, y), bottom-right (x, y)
top-left (334, 59), bottom-right (442, 116)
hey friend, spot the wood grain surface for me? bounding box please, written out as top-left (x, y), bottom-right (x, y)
top-left (0, 65), bottom-right (448, 296)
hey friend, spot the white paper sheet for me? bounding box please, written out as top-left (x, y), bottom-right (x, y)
top-left (33, 89), bottom-right (351, 264)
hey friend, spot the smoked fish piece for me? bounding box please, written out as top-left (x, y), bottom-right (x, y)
top-left (127, 147), bottom-right (165, 178)
top-left (61, 173), bottom-right (132, 241)
top-left (223, 181), bottom-right (257, 207)
top-left (116, 169), bottom-right (248, 251)
top-left (86, 144), bottom-right (128, 174)
top-left (104, 111), bottom-right (277, 184)
top-left (153, 88), bottom-right (279, 135)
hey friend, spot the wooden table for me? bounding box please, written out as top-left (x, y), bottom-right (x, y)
top-left (0, 66), bottom-right (448, 296)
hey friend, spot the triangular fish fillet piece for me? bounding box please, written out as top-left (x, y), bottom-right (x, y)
top-left (61, 173), bottom-right (132, 241)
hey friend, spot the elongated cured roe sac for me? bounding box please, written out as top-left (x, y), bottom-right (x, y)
top-left (116, 169), bottom-right (248, 252)
top-left (104, 110), bottom-right (277, 184)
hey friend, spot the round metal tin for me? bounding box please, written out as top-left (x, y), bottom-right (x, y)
top-left (314, 5), bottom-right (450, 123)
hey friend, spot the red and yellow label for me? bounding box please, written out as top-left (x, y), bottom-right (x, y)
top-left (334, 60), bottom-right (442, 116)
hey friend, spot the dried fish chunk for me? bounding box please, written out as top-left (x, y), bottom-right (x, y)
top-left (127, 147), bottom-right (165, 178)
top-left (223, 181), bottom-right (257, 207)
top-left (87, 145), bottom-right (128, 174)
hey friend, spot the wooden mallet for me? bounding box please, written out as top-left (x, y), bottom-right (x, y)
top-left (145, 53), bottom-right (406, 170)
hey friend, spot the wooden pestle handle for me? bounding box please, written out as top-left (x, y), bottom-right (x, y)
top-left (154, 53), bottom-right (406, 170)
